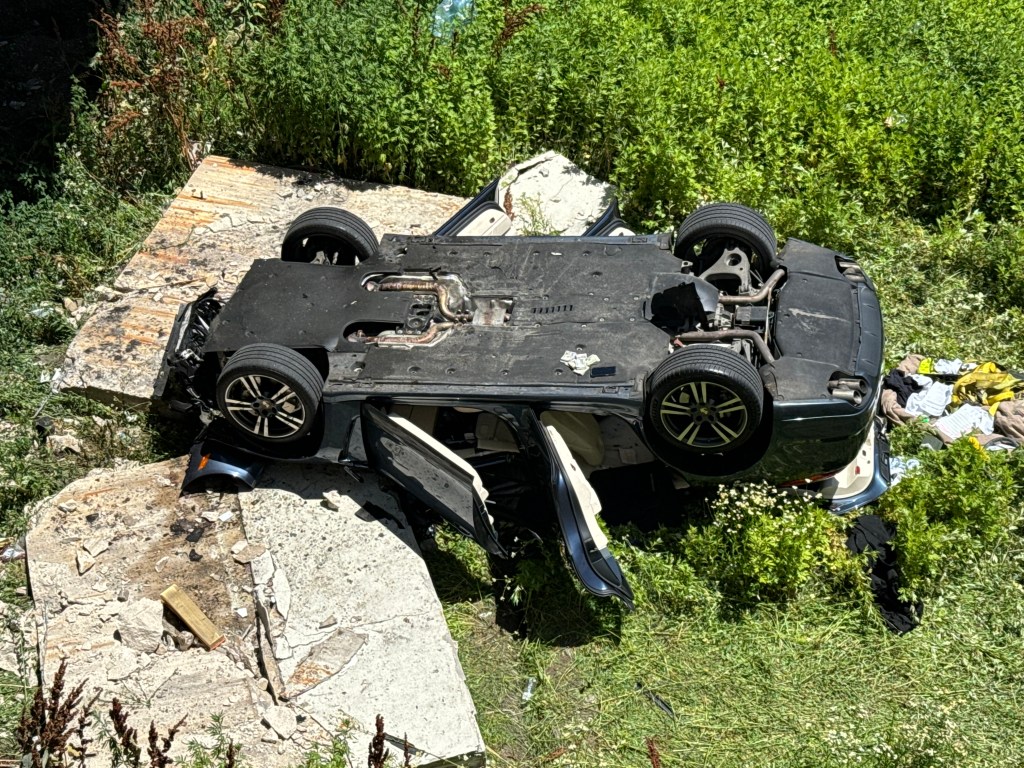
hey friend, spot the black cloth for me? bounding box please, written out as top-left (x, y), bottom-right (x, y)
top-left (845, 514), bottom-right (922, 634)
top-left (882, 370), bottom-right (923, 408)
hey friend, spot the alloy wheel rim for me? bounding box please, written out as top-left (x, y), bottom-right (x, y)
top-left (658, 380), bottom-right (749, 449)
top-left (223, 374), bottom-right (306, 439)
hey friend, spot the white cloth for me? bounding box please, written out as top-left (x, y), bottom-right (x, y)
top-left (904, 381), bottom-right (953, 417)
top-left (934, 404), bottom-right (995, 442)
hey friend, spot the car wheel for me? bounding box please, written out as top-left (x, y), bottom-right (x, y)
top-left (674, 203), bottom-right (776, 277)
top-left (645, 344), bottom-right (763, 454)
top-left (281, 208), bottom-right (379, 265)
top-left (216, 344), bottom-right (323, 444)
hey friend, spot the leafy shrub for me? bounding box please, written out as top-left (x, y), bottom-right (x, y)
top-left (879, 439), bottom-right (1018, 598)
top-left (682, 484), bottom-right (855, 604)
top-left (78, 0), bottom-right (1024, 233)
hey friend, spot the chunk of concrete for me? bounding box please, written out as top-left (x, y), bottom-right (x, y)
top-left (117, 598), bottom-right (165, 652)
top-left (58, 156), bottom-right (468, 405)
top-left (499, 151), bottom-right (618, 236)
top-left (239, 464), bottom-right (485, 766)
top-left (262, 704), bottom-right (297, 739)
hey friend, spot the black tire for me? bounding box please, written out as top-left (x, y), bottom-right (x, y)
top-left (281, 207), bottom-right (379, 265)
top-left (673, 203), bottom-right (777, 277)
top-left (645, 345), bottom-right (764, 454)
top-left (216, 344), bottom-right (323, 444)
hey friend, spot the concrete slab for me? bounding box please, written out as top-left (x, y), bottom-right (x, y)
top-left (500, 151), bottom-right (618, 236)
top-left (24, 458), bottom-right (320, 767)
top-left (238, 463), bottom-right (486, 767)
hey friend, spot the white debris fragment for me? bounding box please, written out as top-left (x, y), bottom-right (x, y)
top-left (232, 543), bottom-right (267, 564)
top-left (262, 705), bottom-right (297, 739)
top-left (274, 636), bottom-right (293, 660)
top-left (117, 598), bottom-right (165, 652)
top-left (235, 607), bottom-right (249, 619)
top-left (83, 539), bottom-right (109, 557)
top-left (271, 565), bottom-right (291, 620)
top-left (231, 540), bottom-right (248, 555)
top-left (106, 645), bottom-right (142, 681)
top-left (57, 500), bottom-right (78, 514)
top-left (47, 434), bottom-right (82, 454)
top-left (560, 350), bottom-right (601, 375)
top-left (219, 510), bottom-right (235, 522)
top-left (321, 490), bottom-right (345, 511)
top-left (76, 551), bottom-right (95, 575)
top-left (250, 551), bottom-right (275, 586)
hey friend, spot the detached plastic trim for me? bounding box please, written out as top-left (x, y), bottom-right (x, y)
top-left (182, 439), bottom-right (265, 493)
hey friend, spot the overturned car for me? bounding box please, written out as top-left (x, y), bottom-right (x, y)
top-left (163, 179), bottom-right (887, 608)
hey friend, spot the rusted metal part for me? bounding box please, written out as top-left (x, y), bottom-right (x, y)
top-left (359, 322), bottom-right (455, 347)
top-left (371, 273), bottom-right (472, 322)
top-left (719, 268), bottom-right (785, 305)
top-left (672, 328), bottom-right (775, 363)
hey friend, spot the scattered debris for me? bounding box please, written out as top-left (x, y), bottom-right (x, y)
top-left (1, 535), bottom-right (26, 563)
top-left (83, 538), bottom-right (109, 557)
top-left (47, 434), bottom-right (82, 454)
top-left (560, 350), bottom-right (601, 375)
top-left (231, 541), bottom-right (267, 564)
top-left (76, 550), bottom-right (95, 575)
top-left (635, 681), bottom-right (675, 718)
top-left (522, 676), bottom-right (538, 702)
top-left (263, 705), bottom-right (297, 740)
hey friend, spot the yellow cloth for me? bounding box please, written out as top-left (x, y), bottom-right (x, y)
top-left (951, 362), bottom-right (1024, 414)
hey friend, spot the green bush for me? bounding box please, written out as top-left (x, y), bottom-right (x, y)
top-left (677, 484), bottom-right (856, 604)
top-left (879, 440), bottom-right (1019, 599)
top-left (76, 0), bottom-right (1024, 234)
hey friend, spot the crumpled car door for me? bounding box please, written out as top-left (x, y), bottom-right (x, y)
top-left (531, 413), bottom-right (635, 609)
top-left (361, 404), bottom-right (506, 556)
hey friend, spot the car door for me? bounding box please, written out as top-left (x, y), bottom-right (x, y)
top-left (361, 404), bottom-right (506, 556)
top-left (528, 411), bottom-right (635, 609)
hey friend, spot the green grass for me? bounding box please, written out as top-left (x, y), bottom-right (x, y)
top-left (438, 522), bottom-right (1024, 767)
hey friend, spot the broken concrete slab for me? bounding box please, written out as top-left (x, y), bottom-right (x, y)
top-left (25, 458), bottom-right (319, 767)
top-left (500, 151), bottom-right (618, 236)
top-left (117, 597), bottom-right (165, 652)
top-left (239, 463), bottom-right (486, 767)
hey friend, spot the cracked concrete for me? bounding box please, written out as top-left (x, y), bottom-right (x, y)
top-left (238, 463), bottom-right (485, 766)
top-left (25, 458), bottom-right (320, 766)
top-left (23, 457), bottom-right (486, 766)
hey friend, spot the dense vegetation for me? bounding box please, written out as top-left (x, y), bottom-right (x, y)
top-left (2, 0), bottom-right (1023, 764)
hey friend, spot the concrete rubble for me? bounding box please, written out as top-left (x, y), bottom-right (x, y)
top-left (15, 151), bottom-right (619, 766)
top-left (239, 464), bottom-right (485, 765)
top-left (24, 456), bottom-right (486, 766)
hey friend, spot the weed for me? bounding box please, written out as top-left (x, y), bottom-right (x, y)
top-left (15, 659), bottom-right (91, 768)
top-left (684, 483), bottom-right (858, 605)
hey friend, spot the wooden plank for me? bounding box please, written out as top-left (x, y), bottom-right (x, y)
top-left (161, 583), bottom-right (226, 650)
